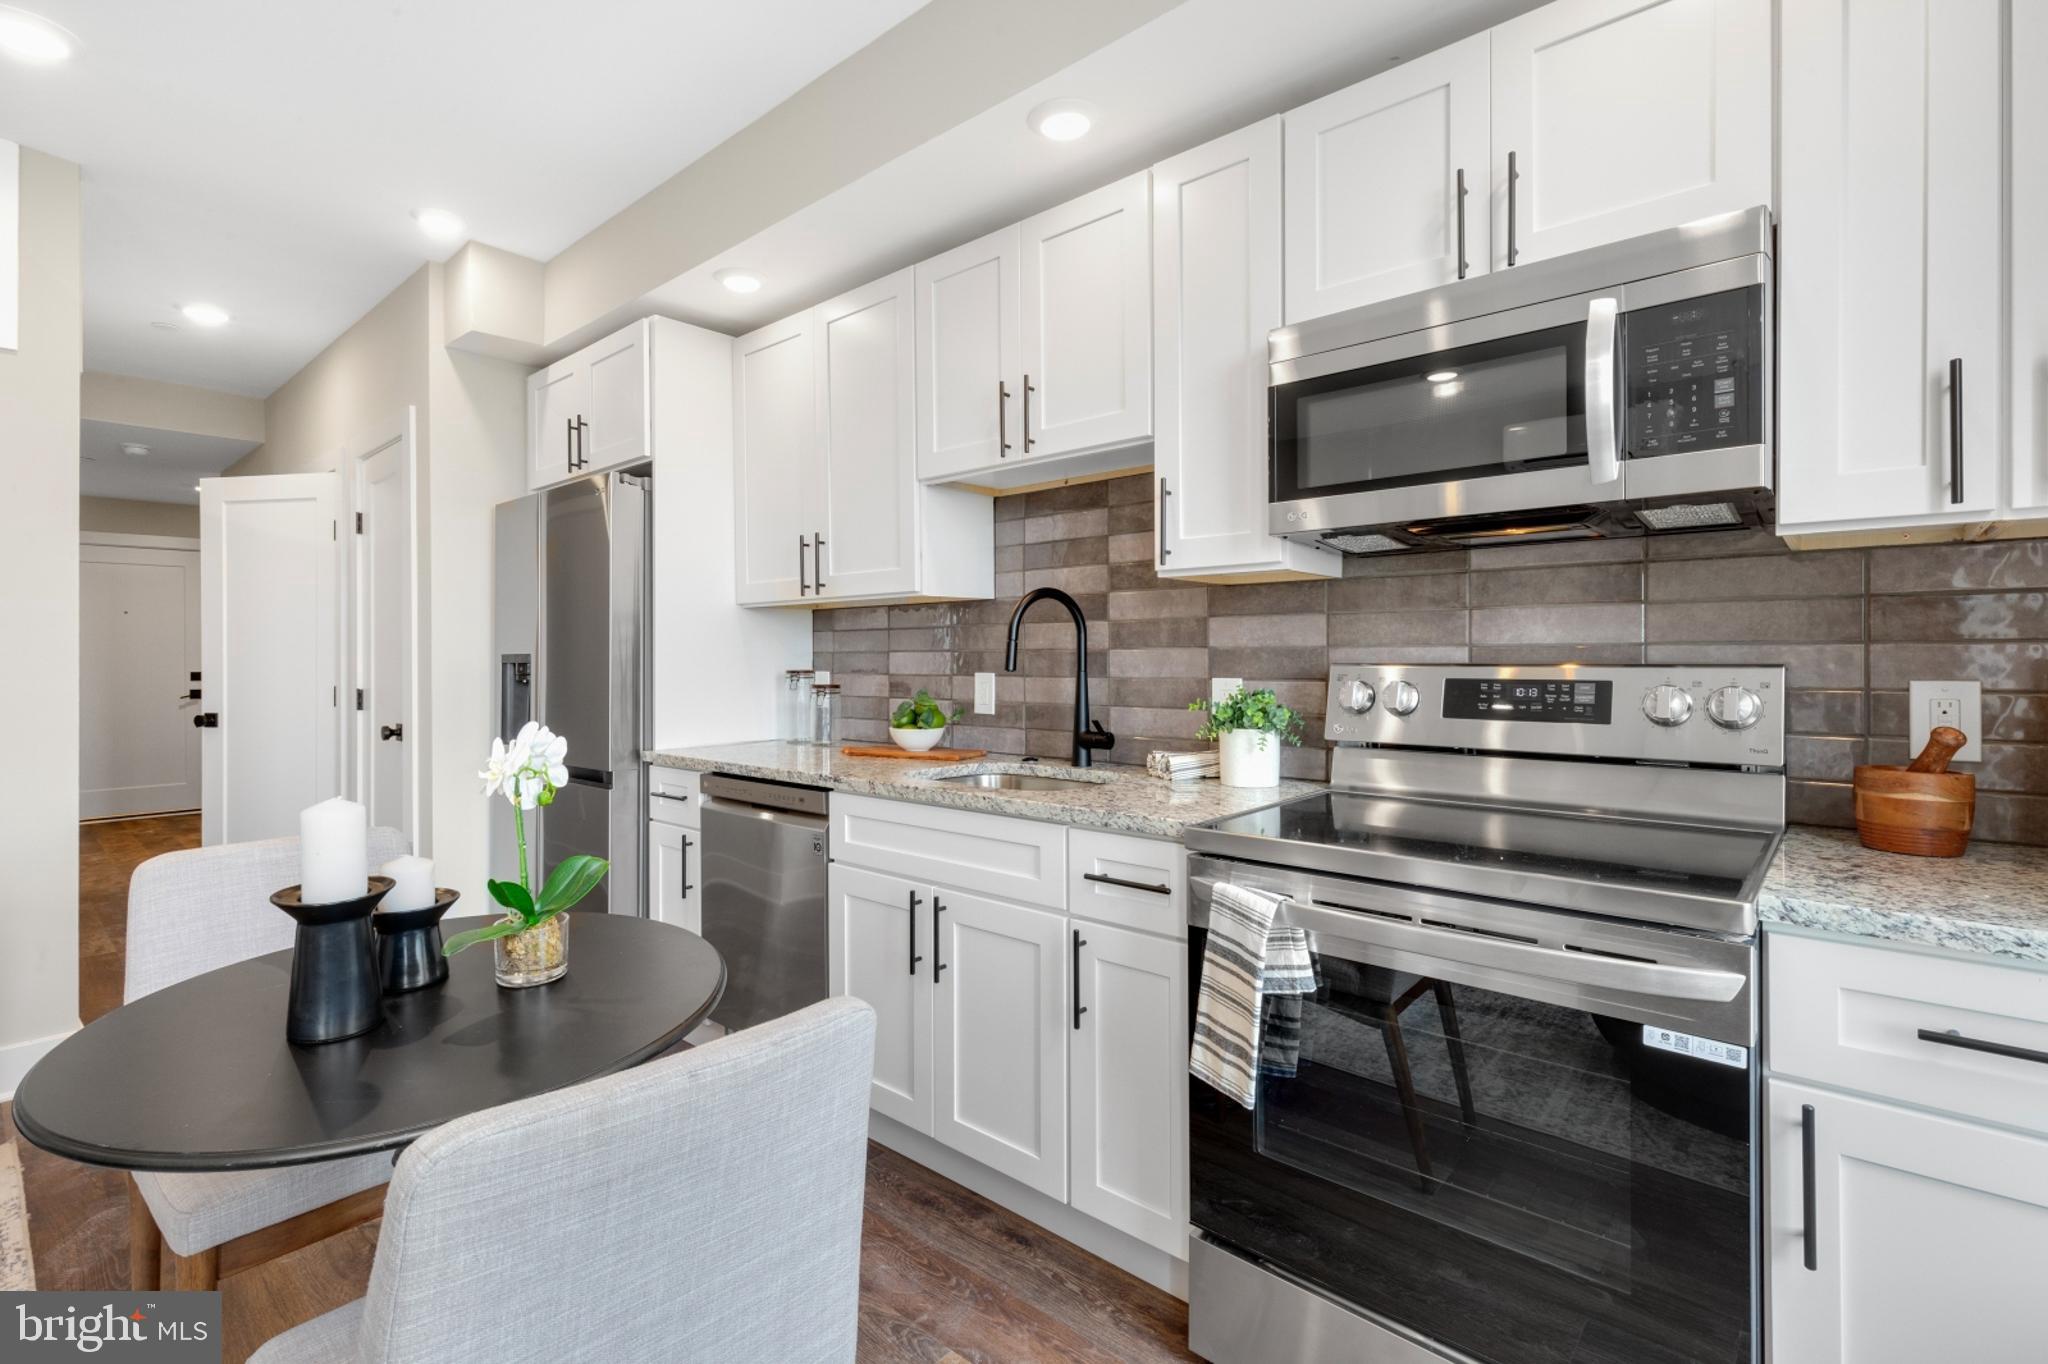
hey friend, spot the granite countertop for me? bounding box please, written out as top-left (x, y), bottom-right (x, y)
top-left (1761, 826), bottom-right (2048, 964)
top-left (643, 740), bottom-right (1320, 838)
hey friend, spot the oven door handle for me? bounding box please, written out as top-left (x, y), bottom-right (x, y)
top-left (1584, 296), bottom-right (1621, 486)
top-left (1288, 899), bottom-right (1746, 1002)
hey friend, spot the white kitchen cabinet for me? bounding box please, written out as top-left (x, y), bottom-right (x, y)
top-left (1018, 171), bottom-right (1152, 461)
top-left (1777, 0), bottom-right (2004, 537)
top-left (648, 820), bottom-right (700, 934)
top-left (1155, 121), bottom-right (1340, 582)
top-left (1069, 919), bottom-right (1188, 1257)
top-left (932, 886), bottom-right (1069, 1200)
top-left (1281, 36), bottom-right (1490, 322)
top-left (1767, 1079), bottom-right (2048, 1363)
top-left (914, 226), bottom-right (1022, 481)
top-left (524, 319), bottom-right (650, 491)
top-left (1489, 0), bottom-right (1770, 270)
top-left (2010, 4), bottom-right (2048, 515)
top-left (829, 862), bottom-right (934, 1135)
top-left (731, 310), bottom-right (815, 604)
top-left (833, 792), bottom-right (1066, 910)
top-left (814, 270), bottom-right (919, 600)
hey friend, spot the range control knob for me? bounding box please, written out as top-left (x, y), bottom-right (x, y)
top-left (1707, 685), bottom-right (1763, 731)
top-left (1338, 678), bottom-right (1377, 714)
top-left (1642, 684), bottom-right (1695, 727)
top-left (1384, 679), bottom-right (1421, 716)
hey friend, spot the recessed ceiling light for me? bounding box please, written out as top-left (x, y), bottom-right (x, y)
top-left (715, 268), bottom-right (763, 295)
top-left (121, 442), bottom-right (150, 458)
top-left (413, 207), bottom-right (465, 241)
top-left (180, 302), bottom-right (230, 327)
top-left (1425, 370), bottom-right (1459, 383)
top-left (1029, 98), bottom-right (1096, 142)
top-left (0, 7), bottom-right (75, 65)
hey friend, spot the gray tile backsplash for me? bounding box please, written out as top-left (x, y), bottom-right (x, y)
top-left (806, 475), bottom-right (2048, 844)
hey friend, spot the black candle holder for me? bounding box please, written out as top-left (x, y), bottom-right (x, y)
top-left (373, 889), bottom-right (461, 994)
top-left (271, 877), bottom-right (392, 1045)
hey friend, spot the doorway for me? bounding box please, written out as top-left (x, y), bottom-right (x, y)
top-left (350, 413), bottom-right (420, 847)
top-left (79, 534), bottom-right (200, 820)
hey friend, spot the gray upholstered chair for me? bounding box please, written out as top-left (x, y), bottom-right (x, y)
top-left (249, 996), bottom-right (876, 1364)
top-left (125, 829), bottom-right (410, 1291)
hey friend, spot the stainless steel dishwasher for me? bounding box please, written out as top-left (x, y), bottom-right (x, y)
top-left (698, 773), bottom-right (830, 1030)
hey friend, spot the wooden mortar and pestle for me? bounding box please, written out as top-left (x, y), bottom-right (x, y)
top-left (1852, 726), bottom-right (1975, 857)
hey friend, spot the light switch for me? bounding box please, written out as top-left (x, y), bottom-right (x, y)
top-left (1211, 677), bottom-right (1244, 703)
top-left (1908, 680), bottom-right (1982, 763)
top-left (973, 672), bottom-right (996, 714)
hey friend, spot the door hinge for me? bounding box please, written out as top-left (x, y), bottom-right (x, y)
top-left (355, 512), bottom-right (364, 534)
top-left (356, 688), bottom-right (365, 711)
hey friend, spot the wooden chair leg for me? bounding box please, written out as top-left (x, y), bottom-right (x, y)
top-left (126, 1176), bottom-right (162, 1292)
top-left (171, 1246), bottom-right (220, 1291)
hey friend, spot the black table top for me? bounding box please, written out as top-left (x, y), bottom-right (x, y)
top-left (11, 914), bottom-right (725, 1172)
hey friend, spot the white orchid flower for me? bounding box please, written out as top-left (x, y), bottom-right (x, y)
top-left (483, 723), bottom-right (572, 809)
top-left (479, 736), bottom-right (515, 797)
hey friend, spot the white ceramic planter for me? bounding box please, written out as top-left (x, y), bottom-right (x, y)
top-left (890, 726), bottom-right (948, 752)
top-left (1218, 729), bottom-right (1283, 787)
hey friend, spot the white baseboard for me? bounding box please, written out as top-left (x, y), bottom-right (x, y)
top-left (0, 1026), bottom-right (75, 1104)
top-left (868, 1112), bottom-right (1190, 1300)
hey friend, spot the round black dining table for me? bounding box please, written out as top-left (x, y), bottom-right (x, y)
top-left (11, 914), bottom-right (725, 1171)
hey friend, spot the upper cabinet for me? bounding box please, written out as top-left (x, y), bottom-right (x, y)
top-left (1489, 0), bottom-right (1771, 269)
top-left (1154, 120), bottom-right (1340, 582)
top-left (735, 274), bottom-right (993, 609)
top-left (1777, 0), bottom-right (2006, 539)
top-left (914, 227), bottom-right (1022, 483)
top-left (525, 319), bottom-right (650, 491)
top-left (2008, 2), bottom-right (2046, 516)
top-left (1282, 36), bottom-right (1490, 322)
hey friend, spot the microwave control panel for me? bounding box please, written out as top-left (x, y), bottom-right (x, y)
top-left (1622, 286), bottom-right (1762, 458)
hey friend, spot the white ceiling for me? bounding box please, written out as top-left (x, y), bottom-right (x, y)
top-left (0, 0), bottom-right (929, 397)
top-left (80, 420), bottom-right (257, 504)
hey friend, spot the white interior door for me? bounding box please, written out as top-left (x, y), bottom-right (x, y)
top-left (200, 473), bottom-right (344, 845)
top-left (352, 415), bottom-right (418, 848)
top-left (79, 538), bottom-right (200, 819)
top-left (815, 268), bottom-right (917, 600)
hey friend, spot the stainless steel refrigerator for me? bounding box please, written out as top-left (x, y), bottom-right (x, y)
top-left (492, 470), bottom-right (648, 916)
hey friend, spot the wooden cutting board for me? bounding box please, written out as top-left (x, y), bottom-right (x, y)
top-left (840, 744), bottom-right (988, 762)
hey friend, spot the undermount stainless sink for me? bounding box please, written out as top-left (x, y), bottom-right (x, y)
top-left (929, 770), bottom-right (1108, 791)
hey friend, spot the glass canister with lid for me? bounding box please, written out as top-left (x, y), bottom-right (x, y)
top-left (809, 683), bottom-right (842, 747)
top-left (779, 669), bottom-right (815, 742)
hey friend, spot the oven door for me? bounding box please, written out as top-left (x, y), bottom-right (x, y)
top-left (1268, 289), bottom-right (1624, 539)
top-left (1187, 855), bottom-right (1757, 1364)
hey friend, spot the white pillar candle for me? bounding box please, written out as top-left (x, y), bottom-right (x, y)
top-left (299, 797), bottom-right (368, 903)
top-left (379, 854), bottom-right (436, 913)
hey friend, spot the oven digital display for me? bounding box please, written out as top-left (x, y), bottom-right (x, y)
top-left (1442, 677), bottom-right (1612, 724)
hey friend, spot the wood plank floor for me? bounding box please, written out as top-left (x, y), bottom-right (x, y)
top-left (9, 814), bottom-right (1195, 1363)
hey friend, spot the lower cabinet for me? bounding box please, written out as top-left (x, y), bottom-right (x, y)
top-left (1069, 920), bottom-right (1188, 1256)
top-left (647, 820), bottom-right (700, 934)
top-left (830, 863), bottom-right (933, 1132)
top-left (1767, 1079), bottom-right (2048, 1363)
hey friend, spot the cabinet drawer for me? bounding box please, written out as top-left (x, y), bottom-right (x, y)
top-left (1067, 828), bottom-right (1184, 938)
top-left (833, 793), bottom-right (1065, 910)
top-left (1767, 929), bottom-right (2048, 1136)
top-left (647, 767), bottom-right (702, 828)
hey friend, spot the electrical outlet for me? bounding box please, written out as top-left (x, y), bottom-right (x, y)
top-left (1909, 680), bottom-right (1982, 763)
top-left (973, 672), bottom-right (996, 714)
top-left (1211, 676), bottom-right (1244, 703)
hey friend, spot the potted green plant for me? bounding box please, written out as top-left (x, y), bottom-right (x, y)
top-left (890, 689), bottom-right (964, 753)
top-left (1189, 686), bottom-right (1304, 788)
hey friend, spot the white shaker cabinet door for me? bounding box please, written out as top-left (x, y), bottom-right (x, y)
top-left (829, 863), bottom-right (934, 1136)
top-left (731, 310), bottom-right (817, 604)
top-left (581, 321), bottom-right (649, 475)
top-left (814, 268), bottom-right (918, 600)
top-left (648, 819), bottom-right (699, 934)
top-left (1068, 920), bottom-right (1188, 1257)
top-left (1767, 1080), bottom-right (2048, 1364)
top-left (1281, 34), bottom-right (1490, 322)
top-left (915, 226), bottom-right (1022, 481)
top-left (2010, 2), bottom-right (2048, 514)
top-left (1489, 0), bottom-right (1770, 269)
top-left (1155, 119), bottom-right (1339, 581)
top-left (527, 359), bottom-right (584, 491)
top-left (1778, 0), bottom-right (2003, 531)
top-left (1018, 171), bottom-right (1152, 459)
top-left (931, 887), bottom-right (1069, 1200)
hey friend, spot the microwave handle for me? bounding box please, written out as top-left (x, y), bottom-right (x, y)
top-left (1585, 296), bottom-right (1621, 486)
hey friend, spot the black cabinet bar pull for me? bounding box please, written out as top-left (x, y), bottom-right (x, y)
top-left (680, 834), bottom-right (695, 896)
top-left (907, 891), bottom-right (924, 976)
top-left (1022, 374), bottom-right (1035, 453)
top-left (932, 896), bottom-right (947, 983)
top-left (998, 380), bottom-right (1011, 456)
top-left (1801, 1103), bottom-right (1817, 1272)
top-left (814, 532), bottom-right (826, 593)
top-left (1083, 871), bottom-right (1172, 896)
top-left (1949, 357), bottom-right (1965, 505)
top-left (797, 534), bottom-right (810, 596)
top-left (1918, 1026), bottom-right (2048, 1067)
top-left (1072, 929), bottom-right (1087, 1030)
top-left (1455, 167), bottom-right (1468, 279)
top-left (1506, 151), bottom-right (1520, 267)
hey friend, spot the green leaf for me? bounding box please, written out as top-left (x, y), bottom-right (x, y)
top-left (487, 878), bottom-right (535, 918)
top-left (1186, 685), bottom-right (1305, 747)
top-left (442, 919), bottom-right (532, 956)
top-left (536, 855), bottom-right (610, 915)
top-left (891, 688), bottom-right (953, 730)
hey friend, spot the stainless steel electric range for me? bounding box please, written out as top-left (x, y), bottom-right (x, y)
top-left (1182, 663), bottom-right (1785, 1364)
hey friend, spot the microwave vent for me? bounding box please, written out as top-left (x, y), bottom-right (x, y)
top-left (1635, 501), bottom-right (1743, 531)
top-left (1321, 531), bottom-right (1409, 555)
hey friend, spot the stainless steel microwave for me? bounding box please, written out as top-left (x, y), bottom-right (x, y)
top-left (1268, 207), bottom-right (1774, 553)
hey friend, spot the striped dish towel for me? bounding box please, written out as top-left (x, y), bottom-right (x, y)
top-left (1190, 881), bottom-right (1317, 1109)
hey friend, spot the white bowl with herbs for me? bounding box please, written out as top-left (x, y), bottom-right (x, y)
top-left (890, 690), bottom-right (963, 752)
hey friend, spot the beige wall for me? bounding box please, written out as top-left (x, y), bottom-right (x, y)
top-left (0, 148), bottom-right (82, 1091)
top-left (81, 372), bottom-right (264, 443)
top-left (79, 495), bottom-right (200, 538)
